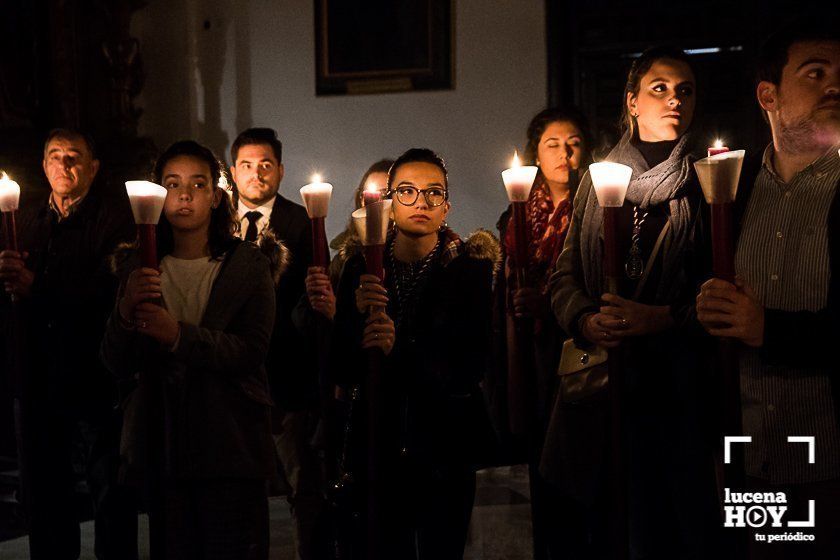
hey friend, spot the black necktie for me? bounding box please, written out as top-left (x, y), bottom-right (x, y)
top-left (244, 211), bottom-right (262, 242)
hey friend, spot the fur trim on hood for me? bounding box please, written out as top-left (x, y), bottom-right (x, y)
top-left (440, 227), bottom-right (502, 283)
top-left (335, 231), bottom-right (362, 267)
top-left (108, 233), bottom-right (290, 287)
top-left (463, 228), bottom-right (502, 269)
top-left (257, 228), bottom-right (290, 286)
top-left (331, 226), bottom-right (502, 283)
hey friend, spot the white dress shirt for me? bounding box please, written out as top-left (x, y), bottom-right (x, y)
top-left (237, 196), bottom-right (276, 240)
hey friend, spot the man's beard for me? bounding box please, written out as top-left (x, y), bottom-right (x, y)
top-left (778, 98), bottom-right (840, 154)
top-left (241, 181), bottom-right (274, 205)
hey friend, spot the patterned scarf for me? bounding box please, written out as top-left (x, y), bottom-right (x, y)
top-left (578, 131), bottom-right (699, 303)
top-left (504, 176), bottom-right (573, 292)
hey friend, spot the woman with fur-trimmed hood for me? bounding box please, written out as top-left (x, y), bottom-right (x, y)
top-left (331, 148), bottom-right (499, 559)
top-left (101, 141), bottom-right (286, 559)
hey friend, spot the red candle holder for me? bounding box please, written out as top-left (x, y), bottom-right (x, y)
top-left (352, 200), bottom-right (392, 282)
top-left (125, 181), bottom-right (168, 269)
top-left (300, 178), bottom-right (333, 270)
top-left (694, 150), bottom-right (745, 282)
top-left (0, 173), bottom-right (21, 253)
top-left (501, 153), bottom-right (538, 288)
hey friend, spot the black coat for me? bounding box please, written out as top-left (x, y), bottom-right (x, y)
top-left (332, 230), bottom-right (499, 474)
top-left (101, 241), bottom-right (277, 480)
top-left (2, 189), bottom-right (135, 415)
top-left (260, 194), bottom-right (317, 412)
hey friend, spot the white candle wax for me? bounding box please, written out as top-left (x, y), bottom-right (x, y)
top-left (694, 150), bottom-right (745, 204)
top-left (0, 173), bottom-right (21, 212)
top-left (125, 180), bottom-right (168, 224)
top-left (501, 152), bottom-right (538, 202)
top-left (300, 180), bottom-right (333, 218)
top-left (352, 200), bottom-right (393, 246)
top-left (589, 162), bottom-right (633, 208)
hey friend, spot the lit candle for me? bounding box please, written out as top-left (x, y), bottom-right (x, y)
top-left (300, 174), bottom-right (333, 219)
top-left (708, 139), bottom-right (730, 157)
top-left (362, 182), bottom-right (383, 207)
top-left (589, 162), bottom-right (632, 208)
top-left (0, 172), bottom-right (21, 257)
top-left (0, 172), bottom-right (21, 213)
top-left (352, 200), bottom-right (393, 281)
top-left (589, 162), bottom-right (633, 295)
top-left (501, 151), bottom-right (538, 202)
top-left (694, 150), bottom-right (745, 205)
top-left (300, 174), bottom-right (333, 269)
top-left (125, 180), bottom-right (167, 269)
top-left (694, 150), bottom-right (746, 282)
top-left (501, 152), bottom-right (539, 438)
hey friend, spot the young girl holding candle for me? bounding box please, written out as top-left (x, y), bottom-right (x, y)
top-left (331, 148), bottom-right (498, 559)
top-left (101, 140), bottom-right (280, 559)
top-left (491, 107), bottom-right (592, 560)
top-left (547, 46), bottom-right (720, 558)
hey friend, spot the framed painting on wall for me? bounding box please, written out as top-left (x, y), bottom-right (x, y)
top-left (315, 0), bottom-right (453, 96)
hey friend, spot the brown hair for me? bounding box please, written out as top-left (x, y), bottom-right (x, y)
top-left (354, 159), bottom-right (394, 209)
top-left (152, 140), bottom-right (238, 260)
top-left (230, 127), bottom-right (283, 164)
top-left (524, 106), bottom-right (592, 167)
top-left (621, 45), bottom-right (695, 135)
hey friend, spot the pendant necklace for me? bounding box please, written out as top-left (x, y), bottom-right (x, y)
top-left (625, 205), bottom-right (648, 280)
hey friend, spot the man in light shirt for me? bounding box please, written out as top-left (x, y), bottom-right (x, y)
top-left (230, 128), bottom-right (328, 559)
top-left (697, 21), bottom-right (840, 558)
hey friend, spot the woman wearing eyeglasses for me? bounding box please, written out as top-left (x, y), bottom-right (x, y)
top-left (331, 148), bottom-right (499, 559)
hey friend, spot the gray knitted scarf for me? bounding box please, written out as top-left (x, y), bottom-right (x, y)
top-left (579, 131), bottom-right (699, 303)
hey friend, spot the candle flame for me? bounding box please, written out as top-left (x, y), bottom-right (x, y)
top-left (0, 171), bottom-right (7, 181)
top-left (713, 139), bottom-right (724, 149)
top-left (311, 173), bottom-right (323, 184)
top-left (510, 150), bottom-right (521, 168)
top-left (364, 182), bottom-right (380, 193)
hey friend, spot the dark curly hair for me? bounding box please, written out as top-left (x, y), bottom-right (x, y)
top-left (152, 140), bottom-right (239, 260)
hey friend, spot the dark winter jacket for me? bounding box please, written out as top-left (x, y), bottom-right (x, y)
top-left (2, 189), bottom-right (135, 415)
top-left (101, 240), bottom-right (284, 481)
top-left (332, 229), bottom-right (500, 474)
top-left (257, 194), bottom-right (319, 413)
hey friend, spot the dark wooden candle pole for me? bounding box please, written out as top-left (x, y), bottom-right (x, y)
top-left (603, 204), bottom-right (628, 560)
top-left (3, 210), bottom-right (18, 252)
top-left (126, 182), bottom-right (167, 559)
top-left (351, 200), bottom-right (391, 560)
top-left (2, 208), bottom-right (32, 525)
top-left (138, 223), bottom-right (158, 270)
top-left (506, 199), bottom-right (537, 437)
top-left (501, 159), bottom-right (538, 438)
top-left (695, 149), bottom-right (747, 558)
top-left (312, 216), bottom-right (328, 269)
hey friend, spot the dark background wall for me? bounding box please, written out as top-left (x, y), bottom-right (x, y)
top-left (546, 0), bottom-right (831, 156)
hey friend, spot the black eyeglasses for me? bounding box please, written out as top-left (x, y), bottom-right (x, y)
top-left (390, 186), bottom-right (448, 207)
